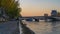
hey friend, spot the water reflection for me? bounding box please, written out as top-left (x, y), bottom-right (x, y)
top-left (22, 20), bottom-right (60, 34)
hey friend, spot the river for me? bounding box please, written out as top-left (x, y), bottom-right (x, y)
top-left (22, 20), bottom-right (60, 34)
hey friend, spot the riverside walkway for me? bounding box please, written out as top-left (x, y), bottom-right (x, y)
top-left (0, 20), bottom-right (35, 34)
top-left (0, 21), bottom-right (21, 34)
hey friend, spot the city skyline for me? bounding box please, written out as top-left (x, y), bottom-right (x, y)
top-left (20, 0), bottom-right (60, 16)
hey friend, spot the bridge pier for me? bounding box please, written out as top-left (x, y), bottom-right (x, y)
top-left (44, 17), bottom-right (48, 22)
top-left (44, 18), bottom-right (48, 22)
top-left (44, 13), bottom-right (48, 22)
top-left (34, 18), bottom-right (39, 22)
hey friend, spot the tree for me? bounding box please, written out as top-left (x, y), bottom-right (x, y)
top-left (0, 0), bottom-right (21, 19)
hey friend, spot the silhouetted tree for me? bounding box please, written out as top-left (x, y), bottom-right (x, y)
top-left (0, 0), bottom-right (21, 19)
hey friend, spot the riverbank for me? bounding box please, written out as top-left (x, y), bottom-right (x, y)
top-left (20, 20), bottom-right (35, 34)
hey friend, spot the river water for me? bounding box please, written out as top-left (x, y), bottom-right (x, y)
top-left (22, 20), bottom-right (60, 34)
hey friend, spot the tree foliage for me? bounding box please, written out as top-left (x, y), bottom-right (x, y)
top-left (0, 0), bottom-right (21, 18)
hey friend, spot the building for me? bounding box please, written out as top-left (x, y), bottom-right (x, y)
top-left (51, 10), bottom-right (57, 17)
top-left (57, 12), bottom-right (60, 17)
top-left (44, 13), bottom-right (48, 17)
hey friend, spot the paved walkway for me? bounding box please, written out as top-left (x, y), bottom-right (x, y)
top-left (19, 21), bottom-right (23, 34)
top-left (0, 21), bottom-right (20, 34)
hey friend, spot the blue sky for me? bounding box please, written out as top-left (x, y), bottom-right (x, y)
top-left (20, 0), bottom-right (60, 16)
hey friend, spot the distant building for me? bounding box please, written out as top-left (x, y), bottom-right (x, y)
top-left (44, 13), bottom-right (48, 17)
top-left (51, 10), bottom-right (57, 17)
top-left (57, 12), bottom-right (60, 17)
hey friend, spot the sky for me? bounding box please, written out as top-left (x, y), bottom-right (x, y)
top-left (20, 0), bottom-right (60, 16)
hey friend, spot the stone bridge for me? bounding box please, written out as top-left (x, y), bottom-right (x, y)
top-left (19, 16), bottom-right (60, 22)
